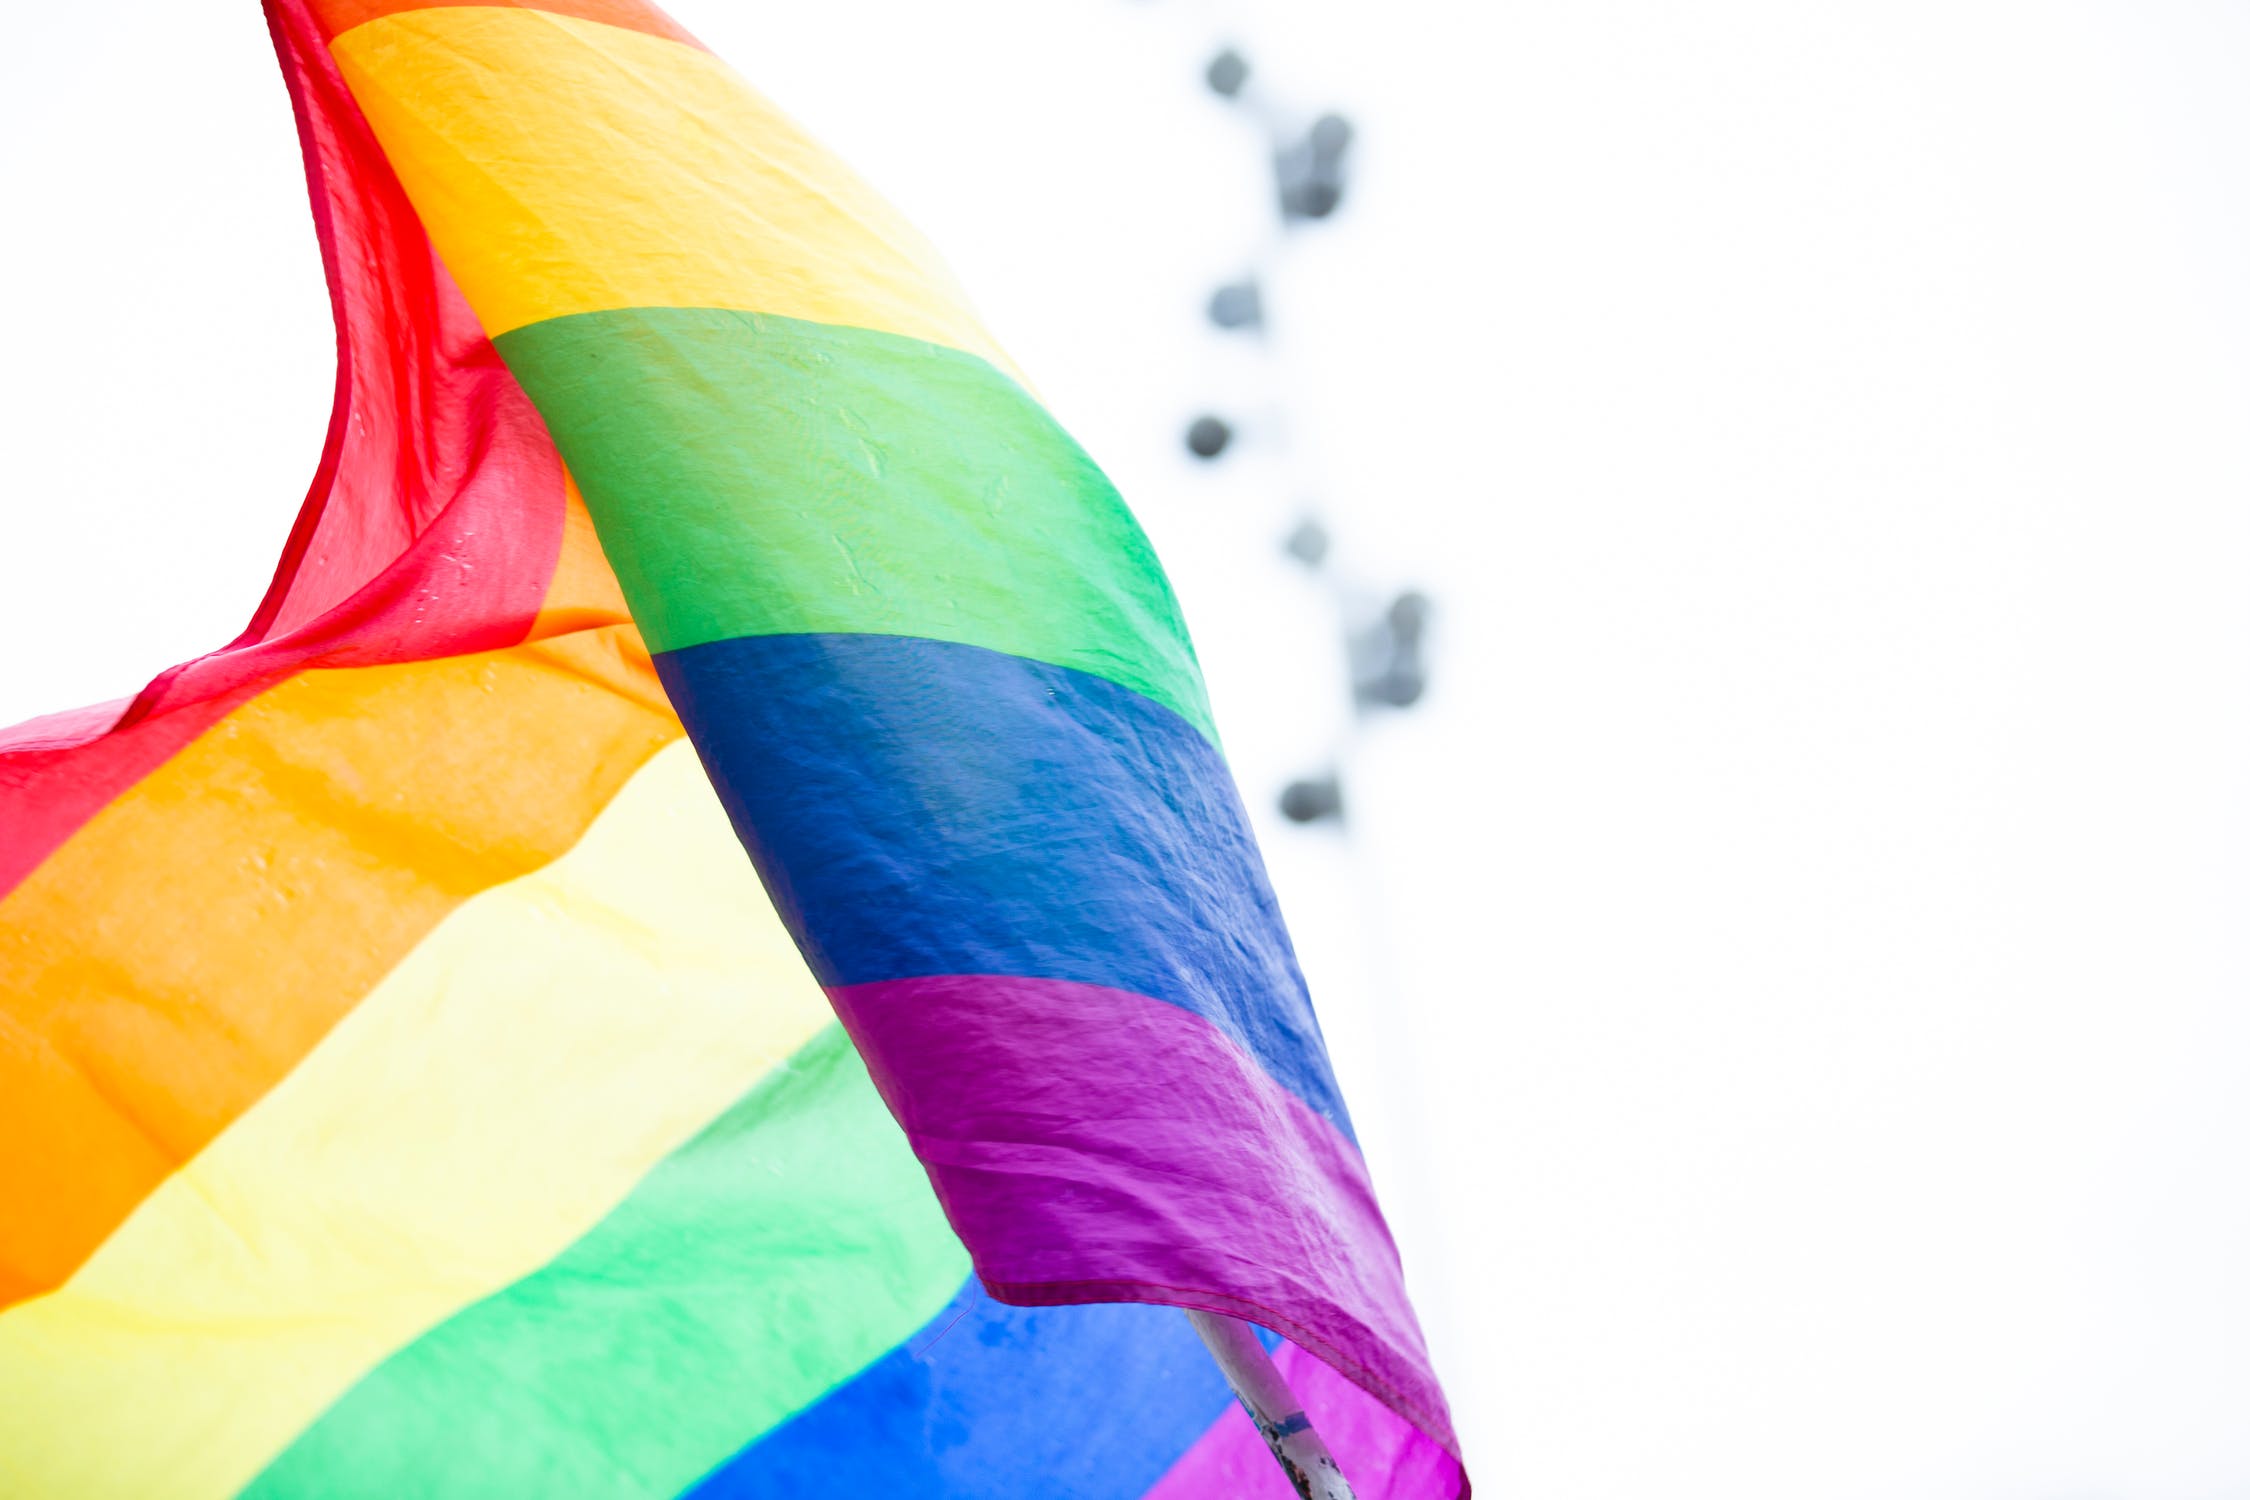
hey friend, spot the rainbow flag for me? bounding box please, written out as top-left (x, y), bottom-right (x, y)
top-left (0, 2), bottom-right (1464, 1495)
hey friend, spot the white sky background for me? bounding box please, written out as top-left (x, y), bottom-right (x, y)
top-left (5, 3), bottom-right (2250, 1497)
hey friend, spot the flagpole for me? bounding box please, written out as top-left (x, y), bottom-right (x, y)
top-left (1185, 1310), bottom-right (1358, 1499)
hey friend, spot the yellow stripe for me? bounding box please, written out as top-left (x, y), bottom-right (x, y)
top-left (332, 8), bottom-right (1009, 367)
top-left (0, 627), bottom-right (677, 1308)
top-left (0, 743), bottom-right (827, 1500)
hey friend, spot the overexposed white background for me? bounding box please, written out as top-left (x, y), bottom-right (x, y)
top-left (7, 3), bottom-right (2250, 1496)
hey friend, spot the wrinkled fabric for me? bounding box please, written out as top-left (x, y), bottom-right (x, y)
top-left (0, 1), bottom-right (1464, 1495)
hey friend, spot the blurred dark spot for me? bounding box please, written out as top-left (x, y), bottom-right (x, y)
top-left (1350, 588), bottom-right (1434, 711)
top-left (1206, 49), bottom-right (1250, 99)
top-left (1280, 775), bottom-right (1345, 824)
top-left (1207, 278), bottom-right (1264, 331)
top-left (1386, 589), bottom-right (1431, 641)
top-left (1282, 517), bottom-right (1330, 568)
top-left (1276, 112), bottom-right (1354, 222)
top-left (1186, 415), bottom-right (1233, 459)
top-left (1363, 665), bottom-right (1425, 708)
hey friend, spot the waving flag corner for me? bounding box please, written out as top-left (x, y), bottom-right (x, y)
top-left (0, 2), bottom-right (1466, 1496)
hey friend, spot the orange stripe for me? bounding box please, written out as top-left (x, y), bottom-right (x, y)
top-left (0, 624), bottom-right (678, 1308)
top-left (309, 0), bottom-right (704, 49)
top-left (528, 474), bottom-right (633, 641)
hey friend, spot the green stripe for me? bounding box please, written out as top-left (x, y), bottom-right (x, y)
top-left (494, 307), bottom-right (1218, 744)
top-left (240, 1023), bottom-right (970, 1499)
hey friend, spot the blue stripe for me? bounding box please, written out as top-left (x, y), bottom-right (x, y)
top-left (686, 1279), bottom-right (1239, 1499)
top-left (652, 631), bottom-right (1351, 1138)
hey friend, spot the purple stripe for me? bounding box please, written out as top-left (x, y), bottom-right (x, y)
top-left (1143, 1342), bottom-right (1469, 1500)
top-left (827, 973), bottom-right (1461, 1471)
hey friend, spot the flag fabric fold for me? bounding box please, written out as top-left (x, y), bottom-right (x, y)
top-left (0, 2), bottom-right (1465, 1495)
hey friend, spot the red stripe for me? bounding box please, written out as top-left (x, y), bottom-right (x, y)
top-left (0, 692), bottom-right (248, 903)
top-left (1, 1), bottom-right (575, 902)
